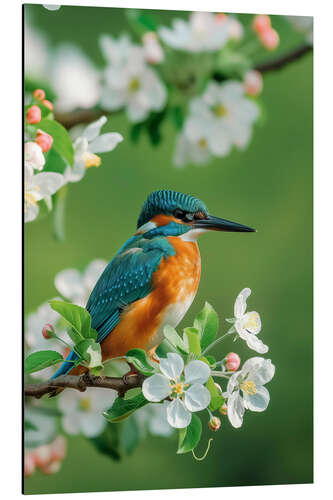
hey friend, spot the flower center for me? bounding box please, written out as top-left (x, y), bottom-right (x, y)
top-left (82, 152), bottom-right (101, 169)
top-left (173, 382), bottom-right (184, 395)
top-left (212, 104), bottom-right (228, 117)
top-left (240, 380), bottom-right (257, 395)
top-left (128, 77), bottom-right (141, 93)
top-left (79, 397), bottom-right (92, 411)
top-left (198, 138), bottom-right (207, 149)
top-left (244, 312), bottom-right (260, 331)
top-left (24, 191), bottom-right (37, 212)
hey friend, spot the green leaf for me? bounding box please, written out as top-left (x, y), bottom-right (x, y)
top-left (194, 302), bottom-right (219, 351)
top-left (43, 147), bottom-right (68, 174)
top-left (90, 423), bottom-right (122, 461)
top-left (120, 416), bottom-right (141, 455)
top-left (206, 375), bottom-right (224, 412)
top-left (163, 325), bottom-right (189, 355)
top-left (183, 327), bottom-right (201, 356)
top-left (170, 106), bottom-right (185, 130)
top-left (177, 414), bottom-right (202, 454)
top-left (76, 339), bottom-right (102, 368)
top-left (37, 118), bottom-right (74, 167)
top-left (126, 9), bottom-right (160, 36)
top-left (125, 348), bottom-right (155, 376)
top-left (49, 300), bottom-right (92, 341)
top-left (104, 391), bottom-right (149, 423)
top-left (206, 355), bottom-right (216, 369)
top-left (24, 350), bottom-right (63, 374)
top-left (130, 123), bottom-right (143, 143)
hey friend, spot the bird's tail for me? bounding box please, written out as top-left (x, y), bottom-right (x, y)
top-left (49, 350), bottom-right (82, 397)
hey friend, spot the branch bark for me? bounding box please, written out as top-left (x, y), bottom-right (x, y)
top-left (255, 43), bottom-right (312, 74)
top-left (24, 372), bottom-right (145, 399)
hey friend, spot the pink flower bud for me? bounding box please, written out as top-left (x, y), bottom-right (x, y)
top-left (33, 89), bottom-right (46, 101)
top-left (259, 28), bottom-right (280, 50)
top-left (24, 451), bottom-right (36, 477)
top-left (50, 436), bottom-right (67, 461)
top-left (215, 13), bottom-right (227, 24)
top-left (208, 416), bottom-right (221, 432)
top-left (219, 403), bottom-right (228, 416)
top-left (35, 129), bottom-right (53, 152)
top-left (244, 70), bottom-right (263, 96)
top-left (225, 352), bottom-right (241, 371)
top-left (42, 323), bottom-right (55, 339)
top-left (26, 105), bottom-right (41, 124)
top-left (33, 445), bottom-right (52, 468)
top-left (40, 461), bottom-right (61, 475)
top-left (252, 14), bottom-right (271, 34)
top-left (43, 99), bottom-right (53, 111)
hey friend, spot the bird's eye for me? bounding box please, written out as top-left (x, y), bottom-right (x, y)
top-left (173, 209), bottom-right (186, 219)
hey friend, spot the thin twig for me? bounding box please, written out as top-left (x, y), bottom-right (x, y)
top-left (255, 43), bottom-right (313, 74)
top-left (24, 372), bottom-right (145, 399)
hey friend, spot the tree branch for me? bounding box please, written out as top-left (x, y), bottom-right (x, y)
top-left (54, 44), bottom-right (313, 129)
top-left (24, 372), bottom-right (145, 399)
top-left (255, 43), bottom-right (312, 74)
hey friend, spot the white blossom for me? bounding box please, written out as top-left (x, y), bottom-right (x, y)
top-left (225, 357), bottom-right (275, 428)
top-left (24, 23), bottom-right (49, 79)
top-left (232, 288), bottom-right (268, 354)
top-left (64, 116), bottom-right (123, 183)
top-left (54, 259), bottom-right (107, 306)
top-left (58, 387), bottom-right (116, 437)
top-left (51, 45), bottom-right (101, 112)
top-left (25, 142), bottom-right (45, 171)
top-left (100, 36), bottom-right (166, 123)
top-left (24, 165), bottom-right (65, 222)
top-left (175, 81), bottom-right (259, 166)
top-left (142, 32), bottom-right (164, 64)
top-left (142, 353), bottom-right (211, 429)
top-left (158, 11), bottom-right (230, 53)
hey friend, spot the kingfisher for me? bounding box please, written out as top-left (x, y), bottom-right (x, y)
top-left (52, 190), bottom-right (254, 381)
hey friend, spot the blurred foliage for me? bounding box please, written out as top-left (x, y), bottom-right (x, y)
top-left (24, 4), bottom-right (313, 494)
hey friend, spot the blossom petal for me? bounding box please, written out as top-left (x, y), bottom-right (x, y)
top-left (184, 383), bottom-right (211, 412)
top-left (227, 390), bottom-right (245, 428)
top-left (32, 172), bottom-right (64, 199)
top-left (142, 374), bottom-right (170, 402)
top-left (83, 116), bottom-right (107, 142)
top-left (89, 132), bottom-right (123, 153)
top-left (234, 287), bottom-right (251, 318)
top-left (226, 371), bottom-right (241, 396)
top-left (242, 357), bottom-right (275, 385)
top-left (184, 360), bottom-right (210, 385)
top-left (245, 334), bottom-right (268, 354)
top-left (62, 413), bottom-right (80, 435)
top-left (79, 413), bottom-right (106, 437)
top-left (159, 353), bottom-right (184, 380)
top-left (166, 398), bottom-right (191, 428)
top-left (25, 202), bottom-right (39, 223)
top-left (54, 269), bottom-right (83, 301)
top-left (244, 385), bottom-right (270, 412)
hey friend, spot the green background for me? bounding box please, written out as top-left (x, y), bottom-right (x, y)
top-left (24, 4), bottom-right (313, 494)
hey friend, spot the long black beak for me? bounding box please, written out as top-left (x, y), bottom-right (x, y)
top-left (194, 215), bottom-right (255, 233)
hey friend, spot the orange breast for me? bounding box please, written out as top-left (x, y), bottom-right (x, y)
top-left (100, 237), bottom-right (201, 360)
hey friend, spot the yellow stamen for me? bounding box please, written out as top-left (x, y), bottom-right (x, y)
top-left (24, 192), bottom-right (37, 212)
top-left (213, 104), bottom-right (228, 117)
top-left (173, 382), bottom-right (184, 395)
top-left (244, 312), bottom-right (260, 330)
top-left (82, 152), bottom-right (102, 169)
top-left (198, 138), bottom-right (207, 149)
top-left (128, 77), bottom-right (141, 93)
top-left (240, 380), bottom-right (257, 395)
top-left (79, 397), bottom-right (92, 411)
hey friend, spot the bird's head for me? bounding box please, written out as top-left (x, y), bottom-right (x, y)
top-left (136, 190), bottom-right (255, 240)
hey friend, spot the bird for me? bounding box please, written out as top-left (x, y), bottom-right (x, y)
top-left (51, 189), bottom-right (255, 382)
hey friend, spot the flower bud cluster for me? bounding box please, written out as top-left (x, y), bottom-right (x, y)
top-left (24, 436), bottom-right (67, 477)
top-left (252, 15), bottom-right (279, 50)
